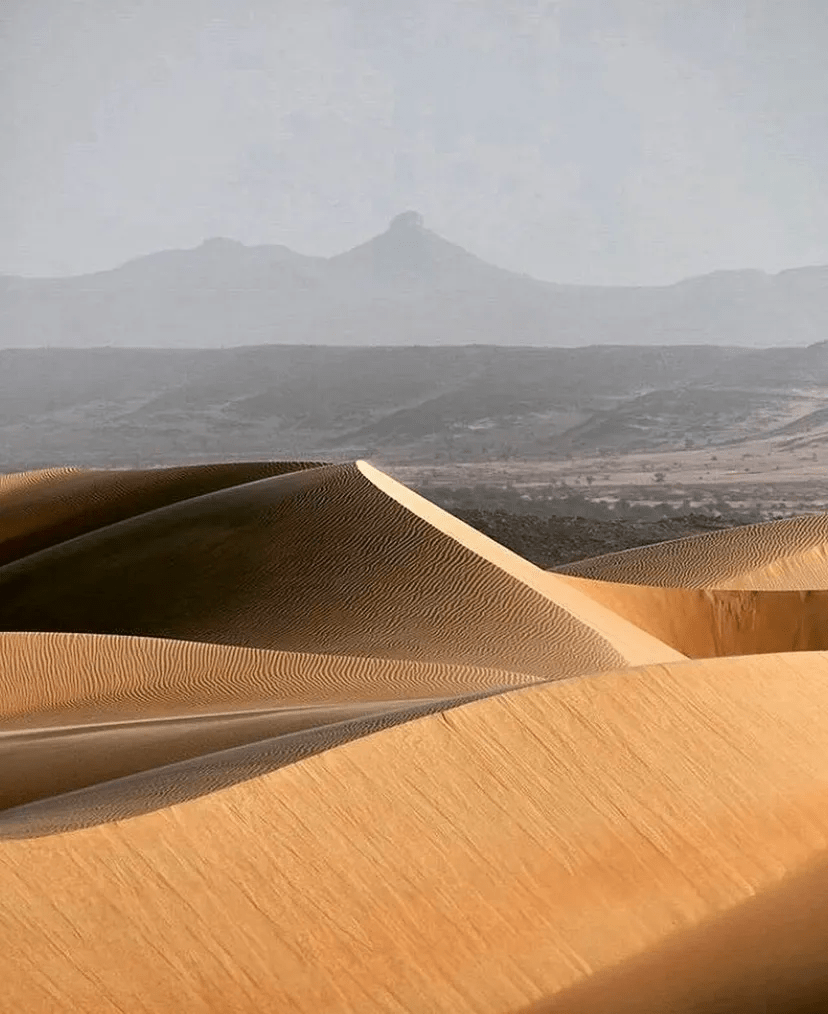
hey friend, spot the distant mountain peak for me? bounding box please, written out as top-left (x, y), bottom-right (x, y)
top-left (388, 210), bottom-right (425, 232)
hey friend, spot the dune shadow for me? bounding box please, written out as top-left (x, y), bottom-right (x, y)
top-left (518, 853), bottom-right (828, 1014)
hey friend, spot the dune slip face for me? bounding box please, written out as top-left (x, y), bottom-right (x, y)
top-left (2, 458), bottom-right (828, 1012)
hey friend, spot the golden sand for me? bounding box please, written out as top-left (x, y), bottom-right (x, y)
top-left (2, 459), bottom-right (827, 1011)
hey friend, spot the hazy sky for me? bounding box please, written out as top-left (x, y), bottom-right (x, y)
top-left (2, 0), bottom-right (827, 284)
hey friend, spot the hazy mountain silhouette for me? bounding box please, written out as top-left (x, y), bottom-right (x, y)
top-left (1, 214), bottom-right (827, 348)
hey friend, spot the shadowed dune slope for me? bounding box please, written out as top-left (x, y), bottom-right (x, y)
top-left (557, 511), bottom-right (828, 590)
top-left (3, 653), bottom-right (828, 1012)
top-left (557, 573), bottom-right (828, 657)
top-left (0, 461), bottom-right (681, 676)
top-left (524, 851), bottom-right (828, 1014)
top-left (0, 461), bottom-right (322, 567)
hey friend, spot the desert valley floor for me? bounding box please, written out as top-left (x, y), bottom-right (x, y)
top-left (2, 459), bottom-right (828, 1012)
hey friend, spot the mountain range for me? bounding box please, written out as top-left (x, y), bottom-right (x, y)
top-left (2, 211), bottom-right (827, 348)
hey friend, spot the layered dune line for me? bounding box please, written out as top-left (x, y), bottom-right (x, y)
top-left (0, 460), bottom-right (323, 567)
top-left (0, 630), bottom-right (527, 815)
top-left (0, 631), bottom-right (532, 726)
top-left (3, 458), bottom-right (828, 1011)
top-left (3, 655), bottom-right (828, 1011)
top-left (0, 693), bottom-right (486, 816)
top-left (558, 511), bottom-right (828, 589)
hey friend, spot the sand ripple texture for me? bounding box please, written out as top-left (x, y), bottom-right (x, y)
top-left (557, 512), bottom-right (828, 589)
top-left (2, 459), bottom-right (828, 1012)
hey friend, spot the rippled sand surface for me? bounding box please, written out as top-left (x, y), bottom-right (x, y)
top-left (2, 460), bottom-right (827, 1012)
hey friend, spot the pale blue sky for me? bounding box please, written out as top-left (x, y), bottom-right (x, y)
top-left (2, 0), bottom-right (827, 283)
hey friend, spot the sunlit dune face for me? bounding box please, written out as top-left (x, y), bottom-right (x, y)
top-left (2, 460), bottom-right (828, 1012)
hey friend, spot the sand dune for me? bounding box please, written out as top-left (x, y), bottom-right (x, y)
top-left (0, 460), bottom-right (679, 675)
top-left (4, 654), bottom-right (828, 1011)
top-left (556, 573), bottom-right (828, 657)
top-left (0, 460), bottom-right (321, 567)
top-left (558, 511), bottom-right (828, 589)
top-left (3, 459), bottom-right (828, 1011)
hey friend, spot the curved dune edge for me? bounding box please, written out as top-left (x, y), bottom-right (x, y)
top-left (0, 462), bottom-right (676, 678)
top-left (0, 692), bottom-right (499, 839)
top-left (557, 512), bottom-right (828, 590)
top-left (0, 460), bottom-right (323, 568)
top-left (1, 695), bottom-right (495, 814)
top-left (4, 652), bottom-right (828, 1012)
top-left (0, 630), bottom-right (527, 814)
top-left (358, 461), bottom-right (684, 667)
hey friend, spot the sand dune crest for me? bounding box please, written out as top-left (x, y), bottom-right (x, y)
top-left (0, 461), bottom-right (679, 676)
top-left (559, 511), bottom-right (828, 589)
